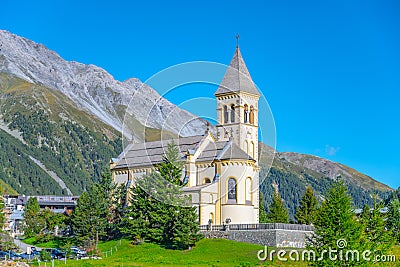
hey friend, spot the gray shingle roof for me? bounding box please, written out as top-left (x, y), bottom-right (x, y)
top-left (113, 136), bottom-right (254, 170)
top-left (112, 135), bottom-right (205, 170)
top-left (196, 141), bottom-right (227, 162)
top-left (195, 140), bottom-right (254, 162)
top-left (215, 47), bottom-right (260, 96)
top-left (217, 141), bottom-right (254, 161)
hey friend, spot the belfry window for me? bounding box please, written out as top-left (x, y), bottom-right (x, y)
top-left (228, 178), bottom-right (237, 203)
top-left (223, 105), bottom-right (228, 123)
top-left (249, 106), bottom-right (255, 125)
top-left (230, 104), bottom-right (235, 123)
top-left (244, 104), bottom-right (249, 123)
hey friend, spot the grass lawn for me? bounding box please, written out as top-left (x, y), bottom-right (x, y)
top-left (24, 239), bottom-right (400, 267)
top-left (30, 239), bottom-right (305, 267)
top-left (23, 236), bottom-right (57, 248)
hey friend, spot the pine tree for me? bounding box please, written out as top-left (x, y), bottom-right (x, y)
top-left (24, 197), bottom-right (45, 237)
top-left (359, 203), bottom-right (370, 225)
top-left (307, 181), bottom-right (364, 266)
top-left (362, 195), bottom-right (393, 256)
top-left (70, 173), bottom-right (113, 248)
top-left (123, 141), bottom-right (200, 249)
top-left (111, 183), bottom-right (128, 238)
top-left (266, 188), bottom-right (289, 223)
top-left (156, 141), bottom-right (184, 185)
top-left (295, 185), bottom-right (318, 225)
top-left (387, 197), bottom-right (400, 244)
top-left (259, 191), bottom-right (268, 223)
top-left (0, 188), bottom-right (5, 232)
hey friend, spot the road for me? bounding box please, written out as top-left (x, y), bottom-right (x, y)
top-left (13, 238), bottom-right (42, 253)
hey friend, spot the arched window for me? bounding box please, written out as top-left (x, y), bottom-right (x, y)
top-left (244, 140), bottom-right (248, 155)
top-left (223, 105), bottom-right (228, 123)
top-left (228, 178), bottom-right (237, 203)
top-left (245, 178), bottom-right (252, 204)
top-left (249, 141), bottom-right (253, 159)
top-left (251, 141), bottom-right (255, 159)
top-left (249, 106), bottom-right (255, 124)
top-left (203, 178), bottom-right (211, 184)
top-left (230, 104), bottom-right (235, 123)
top-left (244, 104), bottom-right (249, 123)
top-left (209, 194), bottom-right (213, 203)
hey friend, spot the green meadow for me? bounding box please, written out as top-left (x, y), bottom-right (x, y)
top-left (23, 238), bottom-right (400, 267)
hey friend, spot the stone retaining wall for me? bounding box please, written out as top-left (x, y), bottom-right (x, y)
top-left (200, 229), bottom-right (313, 248)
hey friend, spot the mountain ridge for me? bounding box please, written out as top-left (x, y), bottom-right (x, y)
top-left (0, 29), bottom-right (207, 140)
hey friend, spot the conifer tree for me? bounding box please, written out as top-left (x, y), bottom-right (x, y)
top-left (359, 203), bottom-right (370, 225)
top-left (307, 181), bottom-right (364, 266)
top-left (111, 183), bottom-right (128, 238)
top-left (362, 195), bottom-right (393, 256)
top-left (70, 173), bottom-right (113, 247)
top-left (24, 197), bottom-right (45, 237)
top-left (156, 141), bottom-right (184, 185)
top-left (266, 187), bottom-right (289, 223)
top-left (387, 198), bottom-right (400, 244)
top-left (0, 189), bottom-right (4, 232)
top-left (259, 191), bottom-right (268, 223)
top-left (123, 141), bottom-right (200, 249)
top-left (295, 185), bottom-right (318, 225)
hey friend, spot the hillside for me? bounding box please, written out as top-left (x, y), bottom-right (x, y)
top-left (258, 143), bottom-right (392, 220)
top-left (0, 74), bottom-right (122, 194)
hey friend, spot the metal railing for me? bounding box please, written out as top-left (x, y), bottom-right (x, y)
top-left (199, 223), bottom-right (314, 232)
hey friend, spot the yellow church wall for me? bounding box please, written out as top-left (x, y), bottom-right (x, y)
top-left (221, 204), bottom-right (255, 224)
top-left (196, 165), bottom-right (215, 186)
top-left (198, 182), bottom-right (218, 225)
top-left (218, 162), bottom-right (258, 224)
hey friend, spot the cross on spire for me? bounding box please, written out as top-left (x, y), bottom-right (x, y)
top-left (236, 33), bottom-right (240, 48)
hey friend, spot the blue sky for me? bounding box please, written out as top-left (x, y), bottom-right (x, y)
top-left (1, 0), bottom-right (399, 189)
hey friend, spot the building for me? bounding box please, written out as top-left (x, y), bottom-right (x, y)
top-left (110, 45), bottom-right (261, 225)
top-left (1, 195), bottom-right (78, 236)
top-left (18, 195), bottom-right (79, 215)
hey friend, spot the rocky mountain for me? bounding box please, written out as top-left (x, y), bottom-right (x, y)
top-left (0, 30), bottom-right (392, 216)
top-left (0, 30), bottom-right (207, 139)
top-left (279, 152), bottom-right (390, 192)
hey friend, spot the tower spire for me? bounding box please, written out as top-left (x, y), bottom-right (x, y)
top-left (236, 33), bottom-right (240, 48)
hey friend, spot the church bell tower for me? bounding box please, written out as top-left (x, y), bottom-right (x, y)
top-left (215, 43), bottom-right (260, 163)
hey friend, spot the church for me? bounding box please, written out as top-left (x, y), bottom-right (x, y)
top-left (110, 45), bottom-right (261, 225)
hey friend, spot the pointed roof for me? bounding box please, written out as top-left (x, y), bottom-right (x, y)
top-left (215, 47), bottom-right (260, 96)
top-left (216, 141), bottom-right (255, 161)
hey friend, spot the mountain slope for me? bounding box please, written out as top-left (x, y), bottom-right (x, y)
top-left (0, 73), bottom-right (122, 194)
top-left (279, 152), bottom-right (390, 192)
top-left (258, 143), bottom-right (392, 220)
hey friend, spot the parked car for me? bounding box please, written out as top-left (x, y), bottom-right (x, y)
top-left (18, 252), bottom-right (39, 260)
top-left (44, 248), bottom-right (66, 259)
top-left (70, 246), bottom-right (87, 258)
top-left (0, 251), bottom-right (22, 260)
top-left (9, 251), bottom-right (22, 260)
